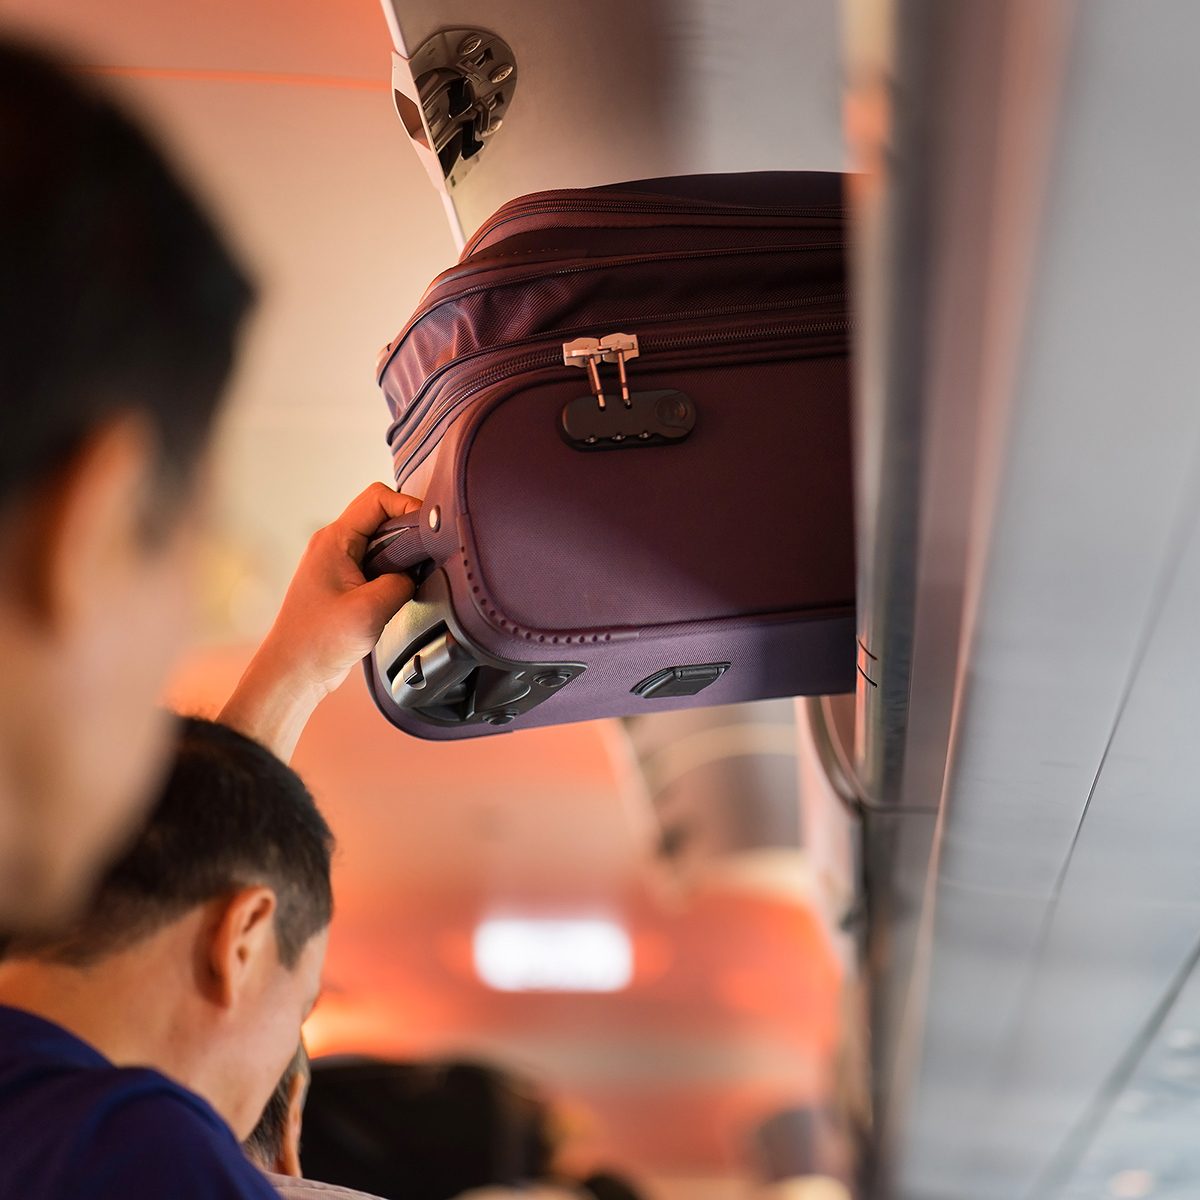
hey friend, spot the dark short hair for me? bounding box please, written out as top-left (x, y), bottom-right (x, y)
top-left (0, 37), bottom-right (253, 511)
top-left (581, 1172), bottom-right (647, 1200)
top-left (244, 1042), bottom-right (310, 1170)
top-left (4, 717), bottom-right (333, 967)
top-left (299, 1057), bottom-right (554, 1198)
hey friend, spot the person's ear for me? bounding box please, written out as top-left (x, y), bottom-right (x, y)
top-left (276, 1068), bottom-right (309, 1177)
top-left (205, 885), bottom-right (278, 1009)
top-left (22, 413), bottom-right (159, 633)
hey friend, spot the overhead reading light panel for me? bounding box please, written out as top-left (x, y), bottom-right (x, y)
top-left (389, 28), bottom-right (517, 203)
top-left (378, 0), bottom-right (847, 247)
top-left (473, 916), bottom-right (633, 993)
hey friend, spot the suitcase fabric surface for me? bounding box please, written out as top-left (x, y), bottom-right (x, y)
top-left (364, 172), bottom-right (856, 740)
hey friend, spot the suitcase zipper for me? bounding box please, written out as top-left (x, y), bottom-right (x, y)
top-left (463, 195), bottom-right (845, 256)
top-left (386, 240), bottom-right (845, 378)
top-left (393, 317), bottom-right (850, 480)
top-left (387, 289), bottom-right (846, 437)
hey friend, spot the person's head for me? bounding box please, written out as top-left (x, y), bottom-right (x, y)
top-left (0, 717), bottom-right (332, 1138)
top-left (0, 37), bottom-right (254, 929)
top-left (244, 1042), bottom-right (311, 1177)
top-left (299, 1057), bottom-right (556, 1199)
top-left (580, 1172), bottom-right (648, 1200)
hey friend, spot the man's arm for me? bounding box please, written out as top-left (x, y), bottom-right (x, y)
top-left (219, 484), bottom-right (420, 761)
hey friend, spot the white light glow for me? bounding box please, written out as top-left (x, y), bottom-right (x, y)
top-left (473, 917), bottom-right (633, 993)
top-left (1110, 1169), bottom-right (1156, 1199)
top-left (765, 1180), bottom-right (852, 1200)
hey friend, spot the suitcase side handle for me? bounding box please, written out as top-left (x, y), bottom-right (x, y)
top-left (363, 510), bottom-right (433, 578)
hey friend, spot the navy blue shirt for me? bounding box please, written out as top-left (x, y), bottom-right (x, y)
top-left (0, 1004), bottom-right (280, 1198)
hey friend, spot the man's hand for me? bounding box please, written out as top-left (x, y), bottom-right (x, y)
top-left (219, 484), bottom-right (421, 760)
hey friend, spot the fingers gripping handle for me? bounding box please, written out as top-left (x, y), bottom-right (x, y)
top-left (363, 509), bottom-right (432, 580)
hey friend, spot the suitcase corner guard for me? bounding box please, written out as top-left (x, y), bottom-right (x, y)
top-left (365, 567), bottom-right (585, 732)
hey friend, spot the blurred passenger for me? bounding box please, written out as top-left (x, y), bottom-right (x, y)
top-left (457, 1186), bottom-right (585, 1199)
top-left (245, 1044), bottom-right (386, 1200)
top-left (299, 1056), bottom-right (646, 1200)
top-left (578, 1172), bottom-right (648, 1200)
top-left (0, 717), bottom-right (333, 1198)
top-left (0, 35), bottom-right (418, 934)
top-left (245, 1044), bottom-right (311, 1178)
top-left (301, 1057), bottom-right (563, 1200)
top-left (458, 1168), bottom-right (648, 1200)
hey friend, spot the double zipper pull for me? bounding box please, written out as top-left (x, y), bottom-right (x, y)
top-left (562, 333), bottom-right (639, 411)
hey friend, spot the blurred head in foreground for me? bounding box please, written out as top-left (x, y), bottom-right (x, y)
top-left (0, 36), bottom-right (254, 930)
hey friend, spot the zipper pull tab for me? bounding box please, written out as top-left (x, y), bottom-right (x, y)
top-left (563, 333), bottom-right (640, 410)
top-left (562, 336), bottom-right (607, 409)
top-left (599, 333), bottom-right (639, 408)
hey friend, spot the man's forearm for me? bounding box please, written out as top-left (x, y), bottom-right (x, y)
top-left (218, 639), bottom-right (327, 763)
top-left (215, 485), bottom-right (420, 760)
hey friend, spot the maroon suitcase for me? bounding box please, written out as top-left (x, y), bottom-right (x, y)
top-left (363, 172), bottom-right (855, 739)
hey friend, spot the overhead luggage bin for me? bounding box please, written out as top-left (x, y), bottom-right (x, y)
top-left (845, 0), bottom-right (1200, 1196)
top-left (377, 0), bottom-right (847, 244)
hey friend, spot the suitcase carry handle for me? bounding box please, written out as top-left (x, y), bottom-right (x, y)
top-left (363, 510), bottom-right (433, 579)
